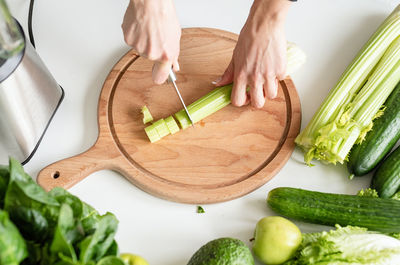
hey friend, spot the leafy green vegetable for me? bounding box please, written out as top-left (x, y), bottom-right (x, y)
top-left (285, 225), bottom-right (400, 264)
top-left (78, 213), bottom-right (119, 263)
top-left (10, 206), bottom-right (49, 243)
top-left (0, 210), bottom-right (27, 265)
top-left (0, 158), bottom-right (124, 265)
top-left (0, 165), bottom-right (9, 208)
top-left (50, 204), bottom-right (82, 262)
top-left (196, 206), bottom-right (205, 214)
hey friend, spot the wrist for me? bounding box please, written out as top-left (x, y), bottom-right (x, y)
top-left (250, 0), bottom-right (291, 27)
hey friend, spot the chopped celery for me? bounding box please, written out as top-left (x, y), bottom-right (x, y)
top-left (165, 116), bottom-right (180, 134)
top-left (143, 42), bottom-right (306, 142)
top-left (144, 124), bottom-right (161, 143)
top-left (295, 5), bottom-right (400, 165)
top-left (152, 119), bottom-right (170, 138)
top-left (141, 105), bottom-right (153, 124)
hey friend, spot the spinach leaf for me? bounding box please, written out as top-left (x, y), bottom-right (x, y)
top-left (0, 210), bottom-right (28, 265)
top-left (49, 187), bottom-right (83, 219)
top-left (0, 165), bottom-right (9, 208)
top-left (9, 206), bottom-right (49, 242)
top-left (78, 213), bottom-right (119, 263)
top-left (4, 158), bottom-right (60, 232)
top-left (49, 187), bottom-right (101, 236)
top-left (81, 202), bottom-right (100, 235)
top-left (104, 240), bottom-right (119, 257)
top-left (96, 256), bottom-right (125, 265)
top-left (50, 204), bottom-right (85, 262)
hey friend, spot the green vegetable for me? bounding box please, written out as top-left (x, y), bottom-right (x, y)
top-left (144, 43), bottom-right (306, 142)
top-left (144, 124), bottom-right (160, 143)
top-left (267, 187), bottom-right (400, 233)
top-left (152, 119), bottom-right (170, 138)
top-left (96, 256), bottom-right (126, 265)
top-left (0, 158), bottom-right (124, 265)
top-left (141, 106), bottom-right (153, 124)
top-left (285, 225), bottom-right (400, 265)
top-left (165, 116), bottom-right (180, 135)
top-left (372, 145), bottom-right (400, 198)
top-left (120, 253), bottom-right (149, 265)
top-left (78, 213), bottom-right (119, 263)
top-left (348, 81), bottom-right (400, 176)
top-left (187, 238), bottom-right (254, 265)
top-left (252, 216), bottom-right (301, 265)
top-left (295, 6), bottom-right (400, 165)
top-left (196, 206), bottom-right (205, 214)
top-left (0, 210), bottom-right (27, 265)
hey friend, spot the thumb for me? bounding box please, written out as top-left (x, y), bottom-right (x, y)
top-left (213, 60), bottom-right (234, 86)
top-left (152, 61), bottom-right (172, 84)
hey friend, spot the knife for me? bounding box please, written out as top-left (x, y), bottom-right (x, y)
top-left (168, 69), bottom-right (195, 127)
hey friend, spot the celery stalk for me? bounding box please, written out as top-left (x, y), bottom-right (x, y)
top-left (141, 106), bottom-right (153, 124)
top-left (174, 85), bottom-right (232, 129)
top-left (296, 5), bottom-right (400, 165)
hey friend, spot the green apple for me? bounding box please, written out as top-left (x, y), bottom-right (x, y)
top-left (120, 253), bottom-right (149, 265)
top-left (252, 216), bottom-right (302, 264)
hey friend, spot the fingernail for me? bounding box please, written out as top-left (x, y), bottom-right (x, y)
top-left (212, 77), bottom-right (222, 85)
top-left (175, 61), bottom-right (180, 72)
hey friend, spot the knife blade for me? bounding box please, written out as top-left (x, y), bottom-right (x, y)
top-left (168, 69), bottom-right (195, 127)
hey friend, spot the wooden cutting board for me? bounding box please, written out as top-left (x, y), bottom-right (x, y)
top-left (37, 28), bottom-right (301, 204)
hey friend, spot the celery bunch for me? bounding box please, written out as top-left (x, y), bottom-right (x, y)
top-left (295, 5), bottom-right (400, 165)
top-left (144, 42), bottom-right (306, 143)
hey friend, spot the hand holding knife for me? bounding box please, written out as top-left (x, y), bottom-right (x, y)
top-left (168, 69), bottom-right (195, 127)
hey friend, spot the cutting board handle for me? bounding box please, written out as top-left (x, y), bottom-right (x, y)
top-left (37, 143), bottom-right (124, 191)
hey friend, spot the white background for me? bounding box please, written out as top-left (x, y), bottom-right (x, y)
top-left (6, 0), bottom-right (400, 264)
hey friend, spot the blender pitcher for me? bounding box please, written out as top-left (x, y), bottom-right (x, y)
top-left (0, 0), bottom-right (64, 164)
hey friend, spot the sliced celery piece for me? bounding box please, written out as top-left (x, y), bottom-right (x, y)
top-left (295, 5), bottom-right (400, 165)
top-left (144, 124), bottom-right (161, 143)
top-left (141, 105), bottom-right (153, 124)
top-left (152, 119), bottom-right (170, 138)
top-left (165, 116), bottom-right (180, 134)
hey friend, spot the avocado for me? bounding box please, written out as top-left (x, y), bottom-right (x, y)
top-left (187, 237), bottom-right (254, 265)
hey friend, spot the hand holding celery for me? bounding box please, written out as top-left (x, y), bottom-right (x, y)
top-left (142, 43), bottom-right (306, 143)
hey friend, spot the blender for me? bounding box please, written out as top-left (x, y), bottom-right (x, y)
top-left (0, 0), bottom-right (64, 164)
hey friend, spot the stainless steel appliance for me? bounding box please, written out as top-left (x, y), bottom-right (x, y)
top-left (0, 0), bottom-right (64, 164)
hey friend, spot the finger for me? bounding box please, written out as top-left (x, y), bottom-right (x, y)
top-left (264, 77), bottom-right (278, 100)
top-left (250, 82), bottom-right (266, 109)
top-left (152, 61), bottom-right (172, 84)
top-left (172, 60), bottom-right (180, 72)
top-left (231, 78), bottom-right (247, 107)
top-left (213, 60), bottom-right (234, 86)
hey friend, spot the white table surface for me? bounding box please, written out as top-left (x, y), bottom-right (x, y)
top-left (6, 0), bottom-right (399, 264)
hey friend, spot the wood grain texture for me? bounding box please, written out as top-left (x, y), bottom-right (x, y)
top-left (37, 28), bottom-right (301, 204)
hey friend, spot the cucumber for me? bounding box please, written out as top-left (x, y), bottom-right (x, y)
top-left (347, 82), bottom-right (400, 176)
top-left (371, 145), bottom-right (400, 198)
top-left (267, 187), bottom-right (400, 233)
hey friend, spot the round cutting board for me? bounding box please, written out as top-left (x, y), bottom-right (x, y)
top-left (37, 28), bottom-right (301, 204)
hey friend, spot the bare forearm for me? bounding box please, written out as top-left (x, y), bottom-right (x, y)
top-left (247, 0), bottom-right (291, 30)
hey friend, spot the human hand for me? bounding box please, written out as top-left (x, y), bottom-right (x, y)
top-left (122, 0), bottom-right (181, 84)
top-left (214, 0), bottom-right (291, 108)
